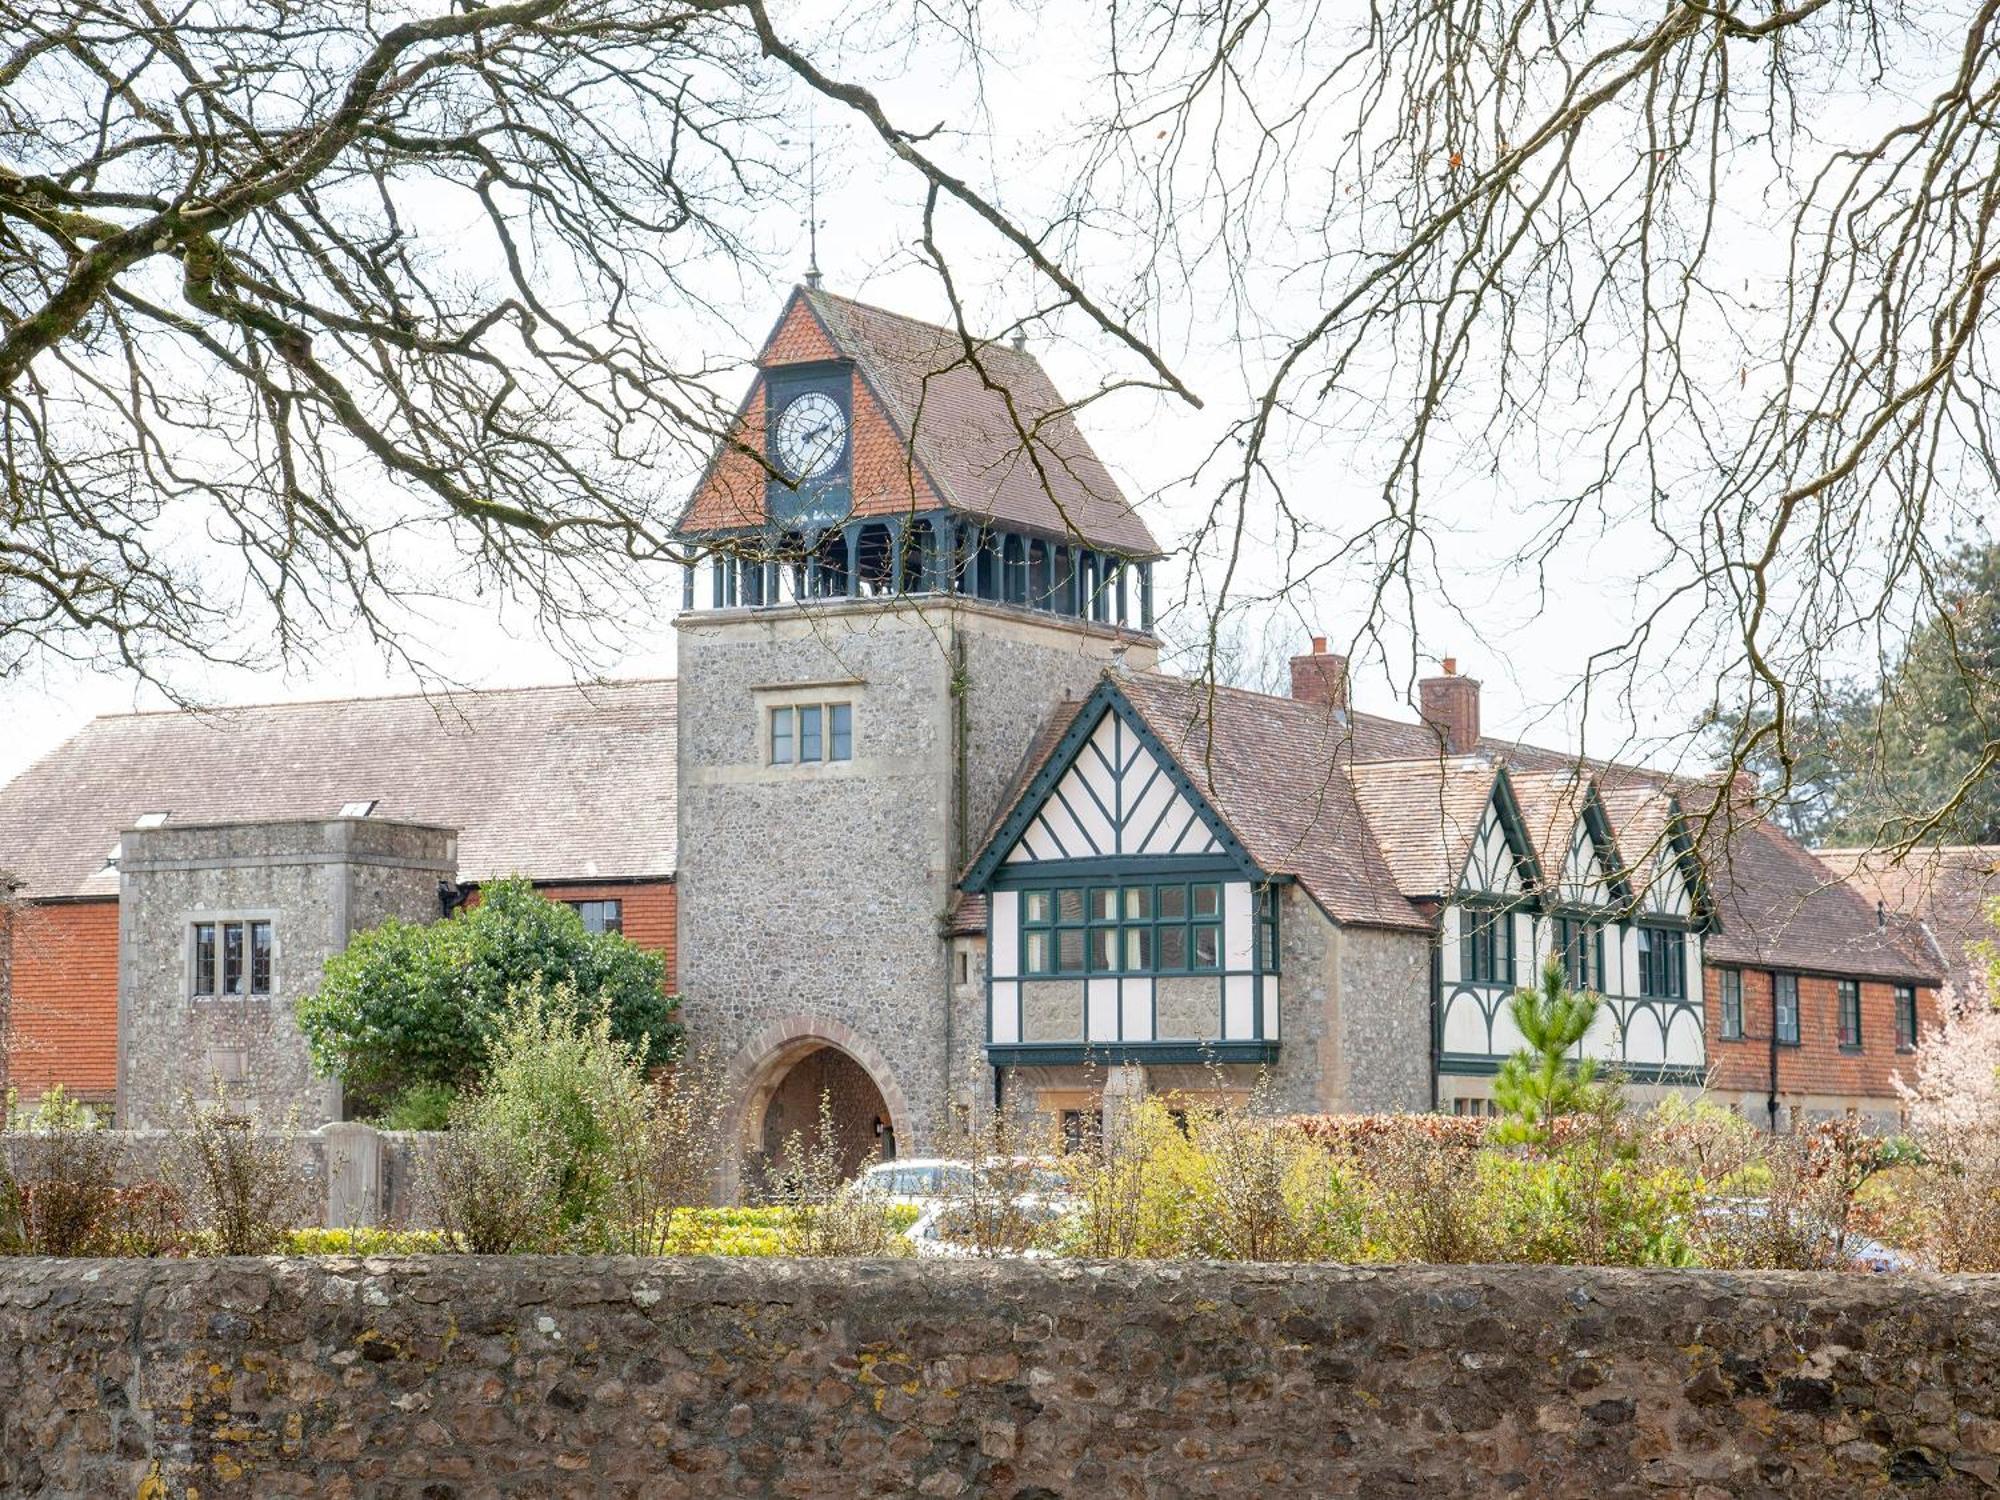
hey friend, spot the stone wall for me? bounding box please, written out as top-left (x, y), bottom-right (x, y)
top-left (7, 1257), bottom-right (2000, 1498)
top-left (116, 818), bottom-right (456, 1129)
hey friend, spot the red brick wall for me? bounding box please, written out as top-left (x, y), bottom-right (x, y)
top-left (532, 880), bottom-right (677, 990)
top-left (5, 900), bottom-right (119, 1104)
top-left (681, 296), bottom-right (941, 534)
top-left (1703, 964), bottom-right (1939, 1102)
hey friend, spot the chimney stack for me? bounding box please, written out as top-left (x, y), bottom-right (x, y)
top-left (1290, 635), bottom-right (1349, 710)
top-left (1418, 656), bottom-right (1481, 755)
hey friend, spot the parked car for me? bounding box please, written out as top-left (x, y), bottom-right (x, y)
top-left (905, 1198), bottom-right (1069, 1259)
top-left (850, 1159), bottom-right (979, 1207)
top-left (1695, 1198), bottom-right (1912, 1273)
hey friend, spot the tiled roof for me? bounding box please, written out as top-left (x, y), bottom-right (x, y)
top-left (1678, 786), bottom-right (1937, 985)
top-left (1113, 674), bottom-right (1432, 933)
top-left (1345, 758), bottom-right (1498, 898)
top-left (800, 290), bottom-right (1162, 557)
top-left (0, 681), bottom-right (677, 900)
top-left (967, 669), bottom-right (1944, 983)
top-left (1815, 844), bottom-right (2000, 1002)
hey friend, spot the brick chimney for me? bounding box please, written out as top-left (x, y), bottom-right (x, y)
top-left (1418, 656), bottom-right (1481, 754)
top-left (1289, 636), bottom-right (1348, 710)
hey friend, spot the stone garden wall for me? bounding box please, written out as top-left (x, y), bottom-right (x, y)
top-left (6, 1256), bottom-right (2000, 1498)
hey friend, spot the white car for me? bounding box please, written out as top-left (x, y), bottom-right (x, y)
top-left (905, 1198), bottom-right (1068, 1259)
top-left (850, 1158), bottom-right (979, 1207)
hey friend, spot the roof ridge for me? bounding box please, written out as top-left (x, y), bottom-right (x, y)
top-left (90, 677), bottom-right (677, 722)
top-left (806, 286), bottom-right (1026, 357)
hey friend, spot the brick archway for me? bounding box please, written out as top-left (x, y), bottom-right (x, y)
top-left (723, 1014), bottom-right (914, 1197)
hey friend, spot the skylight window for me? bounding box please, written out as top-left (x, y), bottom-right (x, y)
top-left (102, 842), bottom-right (122, 870)
top-left (338, 800), bottom-right (378, 818)
top-left (133, 811), bottom-right (169, 828)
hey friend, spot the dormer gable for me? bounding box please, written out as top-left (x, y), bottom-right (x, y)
top-left (1456, 770), bottom-right (1542, 901)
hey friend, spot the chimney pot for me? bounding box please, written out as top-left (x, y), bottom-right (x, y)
top-left (1418, 663), bottom-right (1481, 755)
top-left (1310, 634), bottom-right (1328, 655)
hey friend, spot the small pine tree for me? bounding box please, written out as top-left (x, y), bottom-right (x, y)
top-left (1492, 954), bottom-right (1607, 1149)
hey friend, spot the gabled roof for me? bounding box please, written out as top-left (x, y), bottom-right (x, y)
top-left (680, 286), bottom-right (1160, 556)
top-left (1506, 770), bottom-right (1630, 907)
top-left (1346, 756), bottom-right (1506, 899)
top-left (963, 671), bottom-right (1431, 933)
top-left (1815, 844), bottom-right (2000, 1002)
top-left (1679, 785), bottom-right (1937, 985)
top-left (0, 681), bottom-right (677, 899)
top-left (1597, 781), bottom-right (1704, 910)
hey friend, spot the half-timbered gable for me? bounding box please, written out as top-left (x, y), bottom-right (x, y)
top-left (964, 679), bottom-right (1277, 1065)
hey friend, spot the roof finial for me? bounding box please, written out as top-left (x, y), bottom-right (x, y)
top-left (803, 119), bottom-right (822, 290)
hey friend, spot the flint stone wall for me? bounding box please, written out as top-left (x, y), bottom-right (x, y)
top-left (6, 1257), bottom-right (2000, 1499)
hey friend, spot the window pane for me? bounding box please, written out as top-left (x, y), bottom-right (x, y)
top-left (1057, 928), bottom-right (1085, 973)
top-left (829, 703), bottom-right (853, 761)
top-left (1158, 885), bottom-right (1187, 919)
top-left (772, 707), bottom-right (795, 764)
top-left (1057, 889), bottom-right (1085, 924)
top-left (1024, 932), bottom-right (1051, 974)
top-left (250, 921), bottom-right (274, 995)
top-left (194, 923), bottom-right (216, 995)
top-left (222, 922), bottom-right (245, 995)
top-left (1124, 927), bottom-right (1150, 970)
top-left (1023, 891), bottom-right (1052, 925)
top-left (1159, 926), bottom-right (1188, 969)
top-left (1089, 928), bottom-right (1118, 972)
top-left (1192, 926), bottom-right (1220, 970)
top-left (1089, 888), bottom-right (1117, 922)
top-left (1123, 886), bottom-right (1150, 919)
top-left (799, 704), bottom-right (823, 761)
top-left (1192, 883), bottom-right (1221, 917)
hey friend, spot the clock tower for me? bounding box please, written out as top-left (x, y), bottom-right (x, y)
top-left (673, 284), bottom-right (1161, 1176)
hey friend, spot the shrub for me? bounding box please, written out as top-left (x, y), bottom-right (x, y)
top-left (1342, 1117), bottom-right (1491, 1264)
top-left (297, 877), bottom-right (679, 1113)
top-left (285, 1226), bottom-right (448, 1255)
top-left (376, 1082), bottom-right (457, 1132)
top-left (447, 983), bottom-right (652, 1245)
top-left (168, 1088), bottom-right (315, 1256)
top-left (0, 1087), bottom-right (125, 1256)
top-left (765, 1092), bottom-right (905, 1257)
top-left (610, 1046), bottom-right (736, 1255)
top-left (422, 1115), bottom-right (561, 1254)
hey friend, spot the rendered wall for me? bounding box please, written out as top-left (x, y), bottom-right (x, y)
top-left (5, 1257), bottom-right (2000, 1498)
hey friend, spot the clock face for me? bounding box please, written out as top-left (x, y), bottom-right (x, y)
top-left (774, 391), bottom-right (847, 480)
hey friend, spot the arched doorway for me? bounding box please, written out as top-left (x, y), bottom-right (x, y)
top-left (724, 1015), bottom-right (914, 1201)
top-left (758, 1045), bottom-right (892, 1180)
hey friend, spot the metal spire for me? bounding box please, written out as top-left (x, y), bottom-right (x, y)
top-left (803, 122), bottom-right (822, 290)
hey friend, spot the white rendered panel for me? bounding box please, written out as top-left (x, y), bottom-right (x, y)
top-left (1622, 1006), bottom-right (1665, 1067)
top-left (1262, 978), bottom-right (1280, 1040)
top-left (1169, 813), bottom-right (1221, 855)
top-left (1580, 1004), bottom-right (1621, 1062)
top-left (1121, 770), bottom-right (1180, 853)
top-left (1120, 978), bottom-right (1154, 1040)
top-left (1224, 882), bottom-right (1254, 968)
top-left (990, 981), bottom-right (1020, 1044)
top-left (1666, 1008), bottom-right (1705, 1066)
top-left (1438, 906), bottom-right (1461, 985)
top-left (1037, 796), bottom-right (1092, 860)
top-left (991, 891), bottom-right (1020, 979)
top-left (1057, 756), bottom-right (1116, 853)
top-left (1443, 993), bottom-right (1490, 1054)
top-left (1087, 979), bottom-right (1120, 1043)
top-left (1224, 974), bottom-right (1254, 1039)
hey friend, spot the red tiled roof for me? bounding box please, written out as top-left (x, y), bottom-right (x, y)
top-left (1345, 757), bottom-right (1497, 898)
top-left (1815, 844), bottom-right (2000, 1003)
top-left (0, 681), bottom-right (677, 899)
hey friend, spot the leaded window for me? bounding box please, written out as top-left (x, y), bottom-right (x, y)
top-left (1019, 879), bottom-right (1241, 977)
top-left (1895, 984), bottom-right (1918, 1050)
top-left (193, 919), bottom-right (274, 998)
top-left (1554, 916), bottom-right (1602, 991)
top-left (1773, 972), bottom-right (1800, 1045)
top-left (1719, 969), bottom-right (1744, 1040)
top-left (1636, 926), bottom-right (1686, 1000)
top-left (1460, 906), bottom-right (1512, 986)
top-left (1838, 979), bottom-right (1862, 1050)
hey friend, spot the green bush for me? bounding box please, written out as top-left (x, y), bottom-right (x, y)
top-left (296, 877), bottom-right (680, 1113)
top-left (284, 1226), bottom-right (448, 1255)
top-left (451, 983), bottom-right (653, 1242)
top-left (377, 1083), bottom-right (457, 1132)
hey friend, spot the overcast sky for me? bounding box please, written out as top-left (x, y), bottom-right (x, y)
top-left (2, 4), bottom-right (1966, 785)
